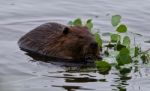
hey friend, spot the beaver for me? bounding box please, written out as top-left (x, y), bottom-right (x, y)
top-left (18, 22), bottom-right (101, 61)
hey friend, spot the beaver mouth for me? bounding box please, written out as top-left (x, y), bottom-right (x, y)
top-left (82, 44), bottom-right (101, 61)
top-left (84, 54), bottom-right (102, 60)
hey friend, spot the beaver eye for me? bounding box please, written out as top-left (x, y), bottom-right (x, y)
top-left (63, 27), bottom-right (69, 34)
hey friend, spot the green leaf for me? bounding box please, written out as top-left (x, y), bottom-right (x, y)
top-left (95, 60), bottom-right (111, 75)
top-left (86, 19), bottom-right (92, 23)
top-left (116, 54), bottom-right (132, 66)
top-left (123, 36), bottom-right (130, 47)
top-left (119, 68), bottom-right (132, 75)
top-left (85, 19), bottom-right (93, 30)
top-left (134, 46), bottom-right (140, 57)
top-left (95, 33), bottom-right (102, 48)
top-left (141, 54), bottom-right (149, 64)
top-left (115, 44), bottom-right (126, 51)
top-left (73, 18), bottom-right (82, 26)
top-left (111, 15), bottom-right (121, 26)
top-left (119, 48), bottom-right (130, 55)
top-left (116, 24), bottom-right (127, 33)
top-left (111, 34), bottom-right (121, 43)
top-left (116, 48), bottom-right (131, 66)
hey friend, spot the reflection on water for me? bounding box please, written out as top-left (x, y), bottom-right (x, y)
top-left (52, 85), bottom-right (95, 91)
top-left (0, 0), bottom-right (150, 91)
top-left (112, 69), bottom-right (132, 91)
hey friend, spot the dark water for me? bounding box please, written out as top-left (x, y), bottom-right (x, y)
top-left (0, 0), bottom-right (150, 91)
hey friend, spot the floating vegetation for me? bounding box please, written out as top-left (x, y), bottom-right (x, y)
top-left (69, 15), bottom-right (150, 75)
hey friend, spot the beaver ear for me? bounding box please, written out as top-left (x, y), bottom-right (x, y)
top-left (63, 27), bottom-right (69, 34)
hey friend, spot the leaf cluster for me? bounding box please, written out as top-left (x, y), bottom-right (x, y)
top-left (68, 16), bottom-right (150, 75)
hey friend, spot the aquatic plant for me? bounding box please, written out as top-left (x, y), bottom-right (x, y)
top-left (68, 15), bottom-right (150, 74)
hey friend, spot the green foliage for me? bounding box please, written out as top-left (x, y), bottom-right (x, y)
top-left (134, 46), bottom-right (140, 57)
top-left (141, 53), bottom-right (150, 64)
top-left (111, 15), bottom-right (121, 26)
top-left (69, 15), bottom-right (150, 75)
top-left (73, 18), bottom-right (82, 26)
top-left (123, 36), bottom-right (130, 47)
top-left (119, 48), bottom-right (130, 55)
top-left (68, 18), bottom-right (102, 49)
top-left (111, 34), bottom-right (121, 43)
top-left (68, 18), bottom-right (93, 30)
top-left (95, 60), bottom-right (111, 75)
top-left (116, 24), bottom-right (127, 33)
top-left (119, 67), bottom-right (132, 75)
top-left (116, 48), bottom-right (132, 66)
top-left (95, 33), bottom-right (102, 48)
top-left (116, 54), bottom-right (131, 66)
top-left (85, 19), bottom-right (93, 30)
top-left (115, 44), bottom-right (126, 51)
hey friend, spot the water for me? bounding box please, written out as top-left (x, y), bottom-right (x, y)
top-left (0, 0), bottom-right (150, 91)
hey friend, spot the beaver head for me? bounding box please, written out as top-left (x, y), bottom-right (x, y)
top-left (54, 26), bottom-right (101, 60)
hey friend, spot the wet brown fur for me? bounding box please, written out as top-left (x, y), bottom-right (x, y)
top-left (18, 22), bottom-right (100, 60)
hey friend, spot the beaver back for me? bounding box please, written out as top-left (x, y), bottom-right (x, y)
top-left (18, 23), bottom-right (66, 55)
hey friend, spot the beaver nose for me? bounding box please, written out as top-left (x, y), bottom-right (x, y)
top-left (90, 42), bottom-right (98, 49)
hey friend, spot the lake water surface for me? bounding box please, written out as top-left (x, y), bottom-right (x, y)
top-left (0, 0), bottom-right (150, 91)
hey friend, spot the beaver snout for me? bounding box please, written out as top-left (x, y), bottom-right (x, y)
top-left (90, 42), bottom-right (98, 49)
top-left (83, 42), bottom-right (100, 60)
